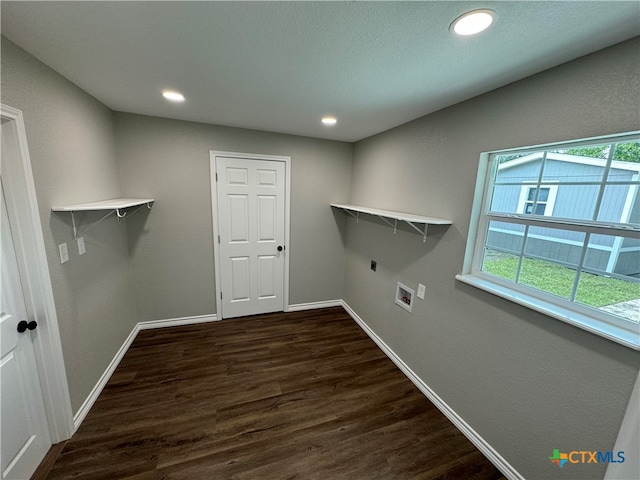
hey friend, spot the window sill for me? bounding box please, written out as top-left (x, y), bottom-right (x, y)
top-left (455, 274), bottom-right (640, 350)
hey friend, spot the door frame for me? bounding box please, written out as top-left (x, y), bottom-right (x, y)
top-left (1, 104), bottom-right (74, 442)
top-left (210, 151), bottom-right (291, 319)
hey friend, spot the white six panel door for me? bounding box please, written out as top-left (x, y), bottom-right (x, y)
top-left (216, 157), bottom-right (286, 318)
top-left (1, 179), bottom-right (51, 480)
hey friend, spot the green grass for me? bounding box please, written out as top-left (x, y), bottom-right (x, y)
top-left (482, 255), bottom-right (640, 307)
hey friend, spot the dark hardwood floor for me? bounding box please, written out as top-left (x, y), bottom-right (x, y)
top-left (40, 307), bottom-right (506, 479)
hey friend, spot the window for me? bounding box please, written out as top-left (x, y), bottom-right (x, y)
top-left (517, 184), bottom-right (558, 215)
top-left (457, 133), bottom-right (640, 349)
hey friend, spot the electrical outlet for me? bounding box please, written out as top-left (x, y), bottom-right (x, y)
top-left (417, 283), bottom-right (426, 300)
top-left (78, 237), bottom-right (87, 255)
top-left (77, 237), bottom-right (86, 255)
top-left (370, 260), bottom-right (377, 272)
top-left (59, 243), bottom-right (69, 264)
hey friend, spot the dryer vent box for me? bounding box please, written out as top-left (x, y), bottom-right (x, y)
top-left (395, 282), bottom-right (414, 313)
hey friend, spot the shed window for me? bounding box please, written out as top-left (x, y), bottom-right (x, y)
top-left (517, 184), bottom-right (558, 215)
top-left (457, 133), bottom-right (640, 350)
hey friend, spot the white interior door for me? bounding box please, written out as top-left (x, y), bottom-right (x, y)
top-left (1, 179), bottom-right (51, 480)
top-left (215, 156), bottom-right (287, 318)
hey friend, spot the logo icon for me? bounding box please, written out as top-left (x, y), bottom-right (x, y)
top-left (549, 449), bottom-right (569, 468)
top-left (549, 449), bottom-right (625, 468)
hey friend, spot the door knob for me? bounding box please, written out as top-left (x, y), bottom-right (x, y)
top-left (17, 320), bottom-right (37, 333)
top-left (277, 246), bottom-right (283, 252)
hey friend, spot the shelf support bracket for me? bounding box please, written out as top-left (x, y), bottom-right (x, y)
top-left (71, 211), bottom-right (78, 239)
top-left (342, 208), bottom-right (358, 221)
top-left (117, 202), bottom-right (155, 222)
top-left (405, 221), bottom-right (428, 243)
top-left (69, 209), bottom-right (118, 239)
top-left (377, 215), bottom-right (396, 233)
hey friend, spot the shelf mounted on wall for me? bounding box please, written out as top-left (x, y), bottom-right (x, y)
top-left (331, 203), bottom-right (451, 242)
top-left (52, 198), bottom-right (154, 239)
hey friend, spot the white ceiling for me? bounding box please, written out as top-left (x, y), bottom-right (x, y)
top-left (2, 1), bottom-right (639, 142)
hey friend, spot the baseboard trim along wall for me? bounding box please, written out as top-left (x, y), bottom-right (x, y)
top-left (137, 314), bottom-right (219, 331)
top-left (340, 300), bottom-right (524, 480)
top-left (287, 300), bottom-right (344, 311)
top-left (73, 324), bottom-right (139, 429)
top-left (73, 313), bottom-right (218, 429)
top-left (73, 302), bottom-right (522, 479)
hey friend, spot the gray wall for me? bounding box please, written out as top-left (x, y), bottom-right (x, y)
top-left (1, 37), bottom-right (139, 413)
top-left (115, 113), bottom-right (352, 321)
top-left (345, 37), bottom-right (640, 480)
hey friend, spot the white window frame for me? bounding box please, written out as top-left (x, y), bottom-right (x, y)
top-left (457, 132), bottom-right (640, 350)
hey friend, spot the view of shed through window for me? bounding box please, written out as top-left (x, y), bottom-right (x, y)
top-left (482, 139), bottom-right (640, 323)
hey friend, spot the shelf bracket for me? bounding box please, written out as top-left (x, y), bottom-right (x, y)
top-left (405, 221), bottom-right (428, 243)
top-left (377, 215), bottom-right (397, 233)
top-left (70, 209), bottom-right (117, 239)
top-left (71, 211), bottom-right (78, 239)
top-left (117, 202), bottom-right (154, 223)
top-left (342, 208), bottom-right (359, 222)
top-left (65, 202), bottom-right (154, 239)
top-left (116, 208), bottom-right (127, 223)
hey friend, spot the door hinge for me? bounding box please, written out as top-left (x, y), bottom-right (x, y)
top-left (218, 235), bottom-right (220, 243)
top-left (215, 172), bottom-right (218, 182)
top-left (220, 292), bottom-right (222, 300)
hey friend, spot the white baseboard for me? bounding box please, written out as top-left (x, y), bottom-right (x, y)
top-left (73, 313), bottom-right (217, 430)
top-left (138, 313), bottom-right (218, 330)
top-left (287, 300), bottom-right (343, 311)
top-left (340, 300), bottom-right (524, 480)
top-left (73, 324), bottom-right (140, 429)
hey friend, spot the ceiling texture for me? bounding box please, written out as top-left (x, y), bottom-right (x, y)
top-left (1, 1), bottom-right (639, 142)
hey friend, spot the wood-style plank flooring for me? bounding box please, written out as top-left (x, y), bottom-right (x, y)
top-left (42, 307), bottom-right (506, 479)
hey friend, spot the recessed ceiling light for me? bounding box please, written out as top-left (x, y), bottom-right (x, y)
top-left (321, 116), bottom-right (337, 126)
top-left (162, 90), bottom-right (185, 102)
top-left (450, 9), bottom-right (496, 36)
